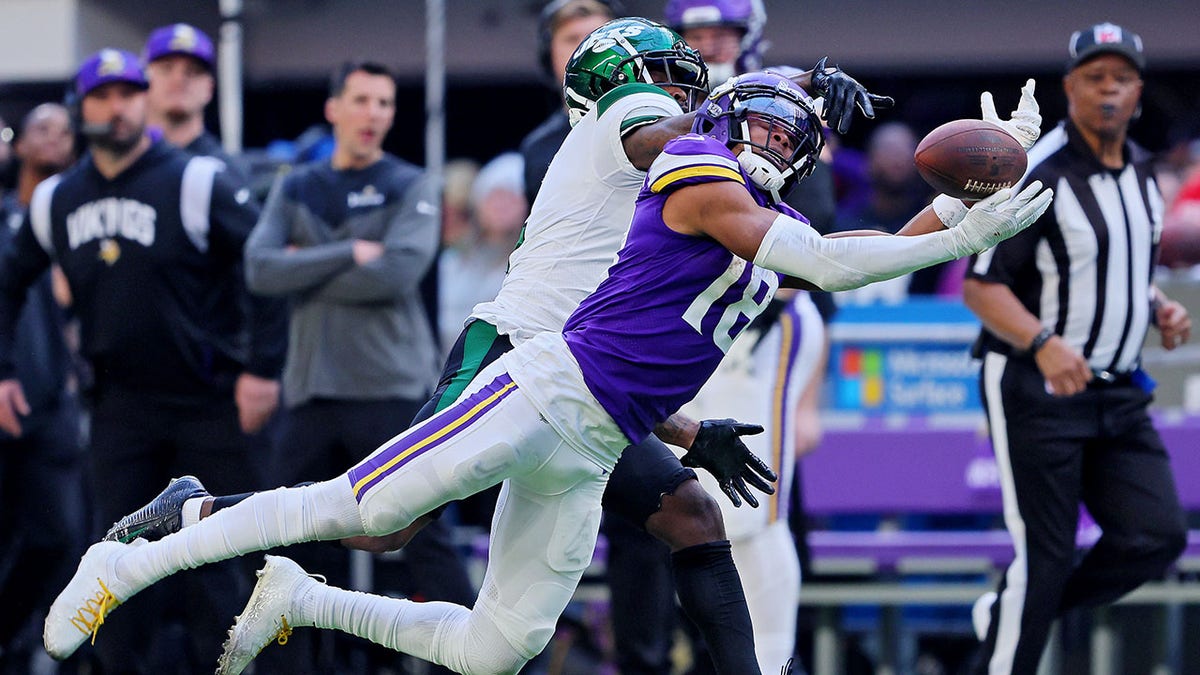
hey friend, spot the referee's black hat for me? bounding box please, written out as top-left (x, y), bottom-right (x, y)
top-left (1067, 22), bottom-right (1145, 73)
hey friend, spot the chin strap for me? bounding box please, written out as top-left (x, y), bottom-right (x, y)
top-left (737, 148), bottom-right (792, 204)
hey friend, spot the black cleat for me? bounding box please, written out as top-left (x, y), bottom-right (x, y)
top-left (103, 475), bottom-right (210, 543)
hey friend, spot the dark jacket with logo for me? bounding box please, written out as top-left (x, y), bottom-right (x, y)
top-left (244, 154), bottom-right (440, 407)
top-left (0, 141), bottom-right (285, 404)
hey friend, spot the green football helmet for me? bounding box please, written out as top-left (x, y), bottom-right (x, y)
top-left (563, 17), bottom-right (708, 126)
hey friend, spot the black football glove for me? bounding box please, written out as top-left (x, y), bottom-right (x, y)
top-left (809, 56), bottom-right (895, 134)
top-left (680, 418), bottom-right (777, 508)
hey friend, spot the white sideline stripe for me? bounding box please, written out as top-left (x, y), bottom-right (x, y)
top-left (983, 352), bottom-right (1027, 674)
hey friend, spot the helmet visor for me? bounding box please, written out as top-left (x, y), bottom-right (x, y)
top-left (737, 93), bottom-right (823, 179)
top-left (620, 47), bottom-right (709, 112)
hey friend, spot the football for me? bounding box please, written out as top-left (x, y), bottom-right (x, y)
top-left (914, 119), bottom-right (1027, 201)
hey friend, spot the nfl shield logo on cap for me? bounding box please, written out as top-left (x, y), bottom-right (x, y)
top-left (1067, 22), bottom-right (1145, 72)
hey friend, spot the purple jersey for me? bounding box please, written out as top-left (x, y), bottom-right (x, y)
top-left (563, 134), bottom-right (807, 442)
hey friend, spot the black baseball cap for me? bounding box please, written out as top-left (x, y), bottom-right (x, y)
top-left (1067, 22), bottom-right (1145, 73)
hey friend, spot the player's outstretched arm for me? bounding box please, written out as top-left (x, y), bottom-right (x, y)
top-left (662, 179), bottom-right (1052, 292)
top-left (654, 413), bottom-right (777, 508)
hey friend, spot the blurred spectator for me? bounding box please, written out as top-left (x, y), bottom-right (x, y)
top-left (143, 23), bottom-right (251, 183)
top-left (1154, 123), bottom-right (1200, 207)
top-left (438, 153), bottom-right (526, 356)
top-left (439, 158), bottom-right (479, 251)
top-left (0, 116), bottom-right (13, 194)
top-left (0, 49), bottom-right (285, 674)
top-left (825, 131), bottom-right (871, 217)
top-left (520, 0), bottom-right (620, 205)
top-left (833, 121), bottom-right (927, 230)
top-left (144, 22), bottom-right (287, 470)
top-left (472, 153), bottom-right (528, 247)
top-left (833, 121), bottom-right (939, 303)
top-left (1161, 159), bottom-right (1200, 269)
top-left (244, 60), bottom-right (472, 674)
top-left (0, 102), bottom-right (85, 674)
top-left (664, 0), bottom-right (766, 85)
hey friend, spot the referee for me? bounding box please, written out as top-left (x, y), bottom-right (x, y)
top-left (963, 23), bottom-right (1191, 674)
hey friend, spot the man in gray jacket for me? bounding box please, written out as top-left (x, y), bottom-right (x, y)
top-left (242, 60), bottom-right (471, 674)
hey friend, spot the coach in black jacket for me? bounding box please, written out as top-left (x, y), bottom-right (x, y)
top-left (0, 49), bottom-right (285, 673)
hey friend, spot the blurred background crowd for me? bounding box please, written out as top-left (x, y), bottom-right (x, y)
top-left (0, 1), bottom-right (1198, 674)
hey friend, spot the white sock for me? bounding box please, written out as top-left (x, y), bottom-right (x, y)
top-left (302, 584), bottom-right (525, 674)
top-left (115, 479), bottom-right (364, 589)
top-left (180, 497), bottom-right (205, 528)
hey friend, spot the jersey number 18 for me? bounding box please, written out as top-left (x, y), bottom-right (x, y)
top-left (683, 257), bottom-right (778, 353)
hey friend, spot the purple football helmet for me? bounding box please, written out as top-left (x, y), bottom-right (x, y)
top-left (692, 71), bottom-right (824, 203)
top-left (663, 0), bottom-right (766, 81)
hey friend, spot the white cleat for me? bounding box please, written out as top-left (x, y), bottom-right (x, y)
top-left (216, 555), bottom-right (321, 675)
top-left (972, 590), bottom-right (998, 641)
top-left (43, 540), bottom-right (141, 660)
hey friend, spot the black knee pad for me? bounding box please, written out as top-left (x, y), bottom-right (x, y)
top-left (602, 434), bottom-right (696, 528)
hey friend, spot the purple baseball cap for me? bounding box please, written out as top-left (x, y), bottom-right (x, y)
top-left (75, 49), bottom-right (149, 98)
top-left (143, 23), bottom-right (215, 70)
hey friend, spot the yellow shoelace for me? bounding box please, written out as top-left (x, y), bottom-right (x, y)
top-left (274, 615), bottom-right (293, 646)
top-left (68, 578), bottom-right (119, 644)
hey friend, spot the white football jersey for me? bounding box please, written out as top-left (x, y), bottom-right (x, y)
top-left (470, 84), bottom-right (682, 345)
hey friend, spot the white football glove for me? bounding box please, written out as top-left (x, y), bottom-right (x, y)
top-left (945, 180), bottom-right (1053, 257)
top-left (981, 78), bottom-right (1041, 151)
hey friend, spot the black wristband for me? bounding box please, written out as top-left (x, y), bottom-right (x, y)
top-left (1027, 327), bottom-right (1055, 355)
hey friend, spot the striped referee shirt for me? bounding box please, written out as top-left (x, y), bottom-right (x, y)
top-left (969, 119), bottom-right (1165, 374)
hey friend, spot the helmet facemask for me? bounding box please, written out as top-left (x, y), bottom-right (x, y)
top-left (624, 47), bottom-right (709, 113)
top-left (693, 75), bottom-right (824, 203)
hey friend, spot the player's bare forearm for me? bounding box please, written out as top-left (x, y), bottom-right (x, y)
top-left (896, 205), bottom-right (950, 236)
top-left (961, 277), bottom-right (1044, 349)
top-left (653, 413), bottom-right (699, 449)
top-left (624, 113), bottom-right (697, 171)
top-left (784, 68), bottom-right (815, 93)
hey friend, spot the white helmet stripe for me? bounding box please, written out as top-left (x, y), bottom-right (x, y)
top-left (612, 33), bottom-right (655, 85)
